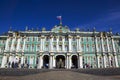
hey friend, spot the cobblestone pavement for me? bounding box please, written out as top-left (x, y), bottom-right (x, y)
top-left (0, 71), bottom-right (120, 80)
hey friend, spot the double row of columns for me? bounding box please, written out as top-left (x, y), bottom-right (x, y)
top-left (1, 53), bottom-right (24, 68)
top-left (94, 34), bottom-right (119, 68)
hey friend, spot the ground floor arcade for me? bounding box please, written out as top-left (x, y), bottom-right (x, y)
top-left (0, 52), bottom-right (119, 69)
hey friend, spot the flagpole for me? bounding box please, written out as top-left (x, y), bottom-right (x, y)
top-left (60, 18), bottom-right (62, 25)
top-left (57, 16), bottom-right (62, 25)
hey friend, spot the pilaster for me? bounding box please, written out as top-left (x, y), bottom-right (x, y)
top-left (78, 53), bottom-right (83, 68)
top-left (68, 35), bottom-right (72, 52)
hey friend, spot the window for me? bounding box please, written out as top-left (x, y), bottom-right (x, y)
top-left (65, 36), bottom-right (68, 41)
top-left (73, 45), bottom-right (76, 52)
top-left (59, 45), bottom-right (62, 51)
top-left (32, 44), bottom-right (34, 51)
top-left (21, 45), bottom-right (23, 49)
top-left (22, 37), bottom-right (24, 41)
top-left (9, 44), bottom-right (11, 49)
top-left (38, 37), bottom-right (40, 41)
top-left (97, 37), bottom-right (100, 41)
top-left (65, 45), bottom-right (68, 51)
top-left (92, 37), bottom-right (94, 41)
top-left (53, 37), bottom-right (56, 41)
top-left (27, 37), bottom-right (29, 41)
top-left (46, 37), bottom-right (49, 41)
top-left (3, 40), bottom-right (5, 43)
top-left (26, 44), bottom-right (29, 50)
top-left (81, 37), bottom-right (83, 41)
top-left (10, 38), bottom-right (12, 41)
top-left (53, 45), bottom-right (56, 51)
top-left (46, 45), bottom-right (49, 51)
top-left (86, 44), bottom-right (89, 52)
top-left (73, 37), bottom-right (75, 41)
top-left (82, 44), bottom-right (84, 51)
top-left (87, 37), bottom-right (88, 42)
top-left (14, 44), bottom-right (17, 49)
top-left (33, 37), bottom-right (35, 41)
top-left (109, 45), bottom-right (112, 51)
top-left (59, 37), bottom-right (62, 41)
top-left (37, 45), bottom-right (40, 49)
top-left (92, 44), bottom-right (95, 52)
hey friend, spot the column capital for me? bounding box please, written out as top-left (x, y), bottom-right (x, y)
top-left (41, 35), bottom-right (45, 39)
top-left (50, 35), bottom-right (53, 39)
top-left (78, 52), bottom-right (83, 56)
top-left (50, 53), bottom-right (54, 56)
top-left (67, 53), bottom-right (71, 56)
top-left (68, 35), bottom-right (72, 39)
top-left (76, 35), bottom-right (80, 39)
top-left (77, 51), bottom-right (82, 53)
top-left (3, 53), bottom-right (7, 56)
top-left (56, 36), bottom-right (59, 39)
top-left (113, 52), bottom-right (117, 56)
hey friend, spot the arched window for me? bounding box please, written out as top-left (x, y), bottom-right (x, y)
top-left (54, 37), bottom-right (56, 41)
top-left (46, 37), bottom-right (49, 41)
top-left (59, 36), bottom-right (62, 41)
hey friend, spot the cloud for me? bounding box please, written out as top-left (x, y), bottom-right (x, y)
top-left (79, 8), bottom-right (120, 33)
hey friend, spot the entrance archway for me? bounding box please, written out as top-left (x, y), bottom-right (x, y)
top-left (43, 55), bottom-right (49, 68)
top-left (56, 55), bottom-right (65, 68)
top-left (71, 55), bottom-right (78, 68)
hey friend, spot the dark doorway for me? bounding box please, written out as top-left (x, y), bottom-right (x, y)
top-left (43, 55), bottom-right (49, 68)
top-left (56, 55), bottom-right (65, 68)
top-left (71, 55), bottom-right (78, 68)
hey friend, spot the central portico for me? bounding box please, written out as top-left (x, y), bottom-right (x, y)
top-left (37, 53), bottom-right (82, 69)
top-left (36, 24), bottom-right (83, 69)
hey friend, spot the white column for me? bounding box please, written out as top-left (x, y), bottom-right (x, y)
top-left (40, 37), bottom-right (43, 52)
top-left (97, 55), bottom-right (100, 68)
top-left (37, 56), bottom-right (40, 69)
top-left (108, 55), bottom-right (111, 67)
top-left (62, 37), bottom-right (65, 52)
top-left (69, 56), bottom-right (72, 69)
top-left (114, 55), bottom-right (119, 67)
top-left (100, 37), bottom-right (107, 68)
top-left (22, 37), bottom-right (26, 52)
top-left (111, 37), bottom-right (119, 67)
top-left (78, 54), bottom-right (83, 68)
top-left (29, 57), bottom-right (34, 68)
top-left (76, 36), bottom-right (79, 52)
top-left (101, 37), bottom-right (105, 52)
top-left (8, 54), bottom-right (13, 67)
top-left (68, 35), bottom-right (72, 52)
top-left (103, 55), bottom-right (107, 68)
top-left (21, 56), bottom-right (24, 65)
top-left (95, 36), bottom-right (98, 52)
top-left (56, 36), bottom-right (59, 52)
top-left (106, 37), bottom-right (110, 52)
top-left (5, 37), bottom-right (10, 51)
top-left (111, 37), bottom-right (116, 52)
top-left (78, 37), bottom-right (82, 52)
top-left (95, 36), bottom-right (100, 68)
top-left (37, 55), bottom-right (43, 69)
top-left (42, 36), bottom-right (45, 51)
top-left (49, 54), bottom-right (53, 69)
top-left (1, 55), bottom-right (7, 68)
top-left (53, 55), bottom-right (56, 68)
top-left (11, 37), bottom-right (16, 51)
top-left (66, 55), bottom-right (69, 69)
top-left (50, 36), bottom-right (53, 52)
top-left (16, 37), bottom-right (21, 52)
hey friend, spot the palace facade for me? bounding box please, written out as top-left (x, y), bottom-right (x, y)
top-left (0, 24), bottom-right (120, 69)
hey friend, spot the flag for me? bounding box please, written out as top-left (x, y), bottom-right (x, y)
top-left (56, 16), bottom-right (62, 20)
